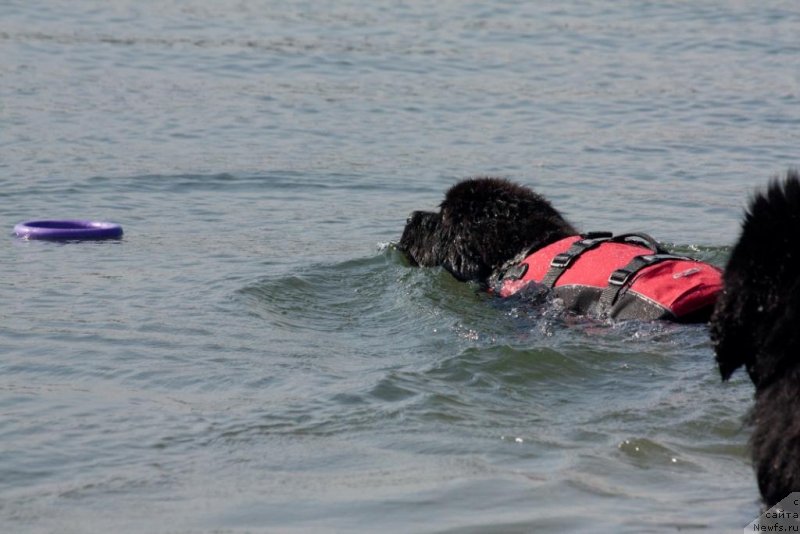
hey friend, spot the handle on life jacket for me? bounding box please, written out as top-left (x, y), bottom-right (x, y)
top-left (609, 233), bottom-right (670, 255)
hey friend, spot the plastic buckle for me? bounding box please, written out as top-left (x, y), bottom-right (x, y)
top-left (550, 252), bottom-right (574, 269)
top-left (608, 269), bottom-right (632, 286)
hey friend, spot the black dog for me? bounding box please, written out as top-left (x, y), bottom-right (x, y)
top-left (711, 170), bottom-right (800, 507)
top-left (399, 177), bottom-right (721, 322)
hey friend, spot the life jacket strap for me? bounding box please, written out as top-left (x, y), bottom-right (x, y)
top-left (597, 253), bottom-right (692, 315)
top-left (540, 231), bottom-right (613, 287)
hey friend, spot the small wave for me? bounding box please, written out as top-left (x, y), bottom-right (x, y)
top-left (236, 250), bottom-right (441, 336)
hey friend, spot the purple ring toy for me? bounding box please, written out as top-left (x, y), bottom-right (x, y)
top-left (13, 220), bottom-right (123, 240)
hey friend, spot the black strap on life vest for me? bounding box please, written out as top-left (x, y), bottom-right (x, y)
top-left (501, 261), bottom-right (529, 281)
top-left (540, 231), bottom-right (612, 287)
top-left (597, 252), bottom-right (692, 315)
top-left (540, 232), bottom-right (669, 289)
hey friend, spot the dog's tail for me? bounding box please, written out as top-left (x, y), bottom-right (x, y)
top-left (711, 169), bottom-right (800, 386)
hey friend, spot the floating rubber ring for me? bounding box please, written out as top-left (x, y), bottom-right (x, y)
top-left (14, 220), bottom-right (123, 240)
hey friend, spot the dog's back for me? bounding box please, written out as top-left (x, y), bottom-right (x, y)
top-left (711, 170), bottom-right (800, 506)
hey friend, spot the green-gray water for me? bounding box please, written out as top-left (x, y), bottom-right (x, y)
top-left (3, 1), bottom-right (799, 531)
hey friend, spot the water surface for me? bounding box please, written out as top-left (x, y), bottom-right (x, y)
top-left (2, 1), bottom-right (799, 532)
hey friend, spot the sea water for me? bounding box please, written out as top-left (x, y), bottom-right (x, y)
top-left (2, 1), bottom-right (799, 532)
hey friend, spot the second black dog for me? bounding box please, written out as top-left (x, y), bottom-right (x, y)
top-left (711, 170), bottom-right (800, 507)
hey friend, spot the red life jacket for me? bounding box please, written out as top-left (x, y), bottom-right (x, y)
top-left (497, 232), bottom-right (722, 322)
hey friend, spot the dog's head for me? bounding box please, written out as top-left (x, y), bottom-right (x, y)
top-left (711, 170), bottom-right (800, 387)
top-left (398, 177), bottom-right (577, 284)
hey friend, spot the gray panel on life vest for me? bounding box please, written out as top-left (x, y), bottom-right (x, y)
top-left (553, 285), bottom-right (675, 321)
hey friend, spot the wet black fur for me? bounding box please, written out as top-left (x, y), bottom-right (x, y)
top-left (710, 170), bottom-right (800, 507)
top-left (398, 177), bottom-right (577, 285)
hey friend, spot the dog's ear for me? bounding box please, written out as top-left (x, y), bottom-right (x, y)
top-left (436, 178), bottom-right (516, 282)
top-left (712, 171), bottom-right (800, 384)
top-left (710, 277), bottom-right (757, 381)
top-left (438, 213), bottom-right (494, 282)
